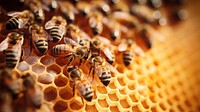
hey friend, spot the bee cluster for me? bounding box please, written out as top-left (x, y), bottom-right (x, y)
top-left (0, 0), bottom-right (188, 111)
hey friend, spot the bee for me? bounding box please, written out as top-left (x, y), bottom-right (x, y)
top-left (67, 65), bottom-right (94, 102)
top-left (0, 32), bottom-right (24, 68)
top-left (88, 11), bottom-right (103, 35)
top-left (5, 10), bottom-right (34, 30)
top-left (118, 38), bottom-right (145, 66)
top-left (89, 35), bottom-right (115, 65)
top-left (24, 0), bottom-right (45, 23)
top-left (76, 1), bottom-right (91, 16)
top-left (22, 73), bottom-right (43, 109)
top-left (29, 24), bottom-right (48, 54)
top-left (66, 24), bottom-right (91, 47)
top-left (45, 16), bottom-right (67, 43)
top-left (59, 1), bottom-right (78, 23)
top-left (136, 25), bottom-right (165, 50)
top-left (91, 1), bottom-right (111, 15)
top-left (41, 0), bottom-right (58, 11)
top-left (0, 68), bottom-right (21, 99)
top-left (88, 55), bottom-right (118, 86)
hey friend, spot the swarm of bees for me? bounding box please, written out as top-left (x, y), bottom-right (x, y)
top-left (0, 0), bottom-right (188, 110)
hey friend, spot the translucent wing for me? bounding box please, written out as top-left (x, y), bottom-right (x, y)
top-left (101, 47), bottom-right (113, 60)
top-left (106, 61), bottom-right (119, 74)
top-left (64, 37), bottom-right (80, 46)
top-left (118, 42), bottom-right (127, 52)
top-left (79, 30), bottom-right (91, 41)
top-left (0, 37), bottom-right (9, 51)
top-left (18, 18), bottom-right (28, 29)
top-left (95, 35), bottom-right (110, 45)
top-left (45, 20), bottom-right (55, 29)
top-left (7, 11), bottom-right (23, 17)
top-left (58, 26), bottom-right (66, 36)
top-left (134, 46), bottom-right (146, 57)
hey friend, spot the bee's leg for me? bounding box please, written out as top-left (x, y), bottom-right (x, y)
top-left (72, 83), bottom-right (75, 97)
top-left (80, 96), bottom-right (84, 105)
top-left (79, 59), bottom-right (82, 66)
top-left (65, 54), bottom-right (75, 65)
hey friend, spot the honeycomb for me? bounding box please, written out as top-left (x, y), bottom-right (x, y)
top-left (0, 0), bottom-right (200, 112)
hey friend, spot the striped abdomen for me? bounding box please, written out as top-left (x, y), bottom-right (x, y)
top-left (51, 44), bottom-right (71, 55)
top-left (4, 49), bottom-right (20, 68)
top-left (76, 80), bottom-right (94, 102)
top-left (6, 17), bottom-right (19, 30)
top-left (34, 38), bottom-right (48, 54)
top-left (123, 51), bottom-right (134, 66)
top-left (50, 27), bottom-right (63, 43)
top-left (96, 66), bottom-right (111, 86)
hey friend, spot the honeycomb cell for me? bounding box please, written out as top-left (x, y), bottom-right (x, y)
top-left (55, 57), bottom-right (69, 66)
top-left (17, 61), bottom-right (29, 72)
top-left (116, 65), bottom-right (125, 73)
top-left (129, 93), bottom-right (139, 102)
top-left (108, 93), bottom-right (119, 101)
top-left (141, 100), bottom-right (150, 109)
top-left (53, 100), bottom-right (68, 112)
top-left (25, 56), bottom-right (39, 65)
top-left (117, 76), bottom-right (126, 87)
top-left (40, 55), bottom-right (54, 66)
top-left (132, 105), bottom-right (140, 112)
top-left (98, 99), bottom-right (109, 108)
top-left (108, 81), bottom-right (117, 89)
top-left (44, 86), bottom-right (57, 102)
top-left (47, 64), bottom-right (61, 75)
top-left (32, 64), bottom-right (45, 74)
top-left (38, 73), bottom-right (54, 84)
top-left (127, 83), bottom-right (136, 90)
top-left (96, 86), bottom-right (108, 94)
top-left (54, 75), bottom-right (68, 87)
top-left (59, 87), bottom-right (73, 100)
top-left (85, 105), bottom-right (98, 112)
top-left (119, 98), bottom-right (131, 108)
top-left (70, 99), bottom-right (83, 111)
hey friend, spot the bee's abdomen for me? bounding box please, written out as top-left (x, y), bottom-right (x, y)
top-left (99, 70), bottom-right (111, 86)
top-left (50, 27), bottom-right (62, 43)
top-left (35, 39), bottom-right (48, 54)
top-left (6, 17), bottom-right (19, 30)
top-left (123, 51), bottom-right (134, 66)
top-left (4, 50), bottom-right (19, 68)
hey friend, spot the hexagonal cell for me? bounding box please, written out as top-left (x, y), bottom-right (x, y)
top-left (141, 100), bottom-right (150, 109)
top-left (70, 99), bottom-right (84, 111)
top-left (59, 87), bottom-right (73, 100)
top-left (127, 83), bottom-right (136, 90)
top-left (38, 73), bottom-right (54, 84)
top-left (85, 105), bottom-right (98, 112)
top-left (32, 64), bottom-right (45, 74)
top-left (108, 81), bottom-right (117, 89)
top-left (54, 75), bottom-right (68, 87)
top-left (96, 86), bottom-right (107, 94)
top-left (116, 65), bottom-right (125, 73)
top-left (17, 61), bottom-right (29, 72)
top-left (129, 93), bottom-right (138, 103)
top-left (47, 64), bottom-right (61, 75)
top-left (132, 105), bottom-right (140, 112)
top-left (55, 57), bottom-right (69, 66)
top-left (108, 93), bottom-right (119, 101)
top-left (98, 99), bottom-right (109, 108)
top-left (25, 56), bottom-right (39, 65)
top-left (44, 86), bottom-right (57, 102)
top-left (117, 76), bottom-right (126, 87)
top-left (110, 106), bottom-right (120, 112)
top-left (53, 100), bottom-right (68, 112)
top-left (119, 99), bottom-right (130, 108)
top-left (40, 55), bottom-right (54, 66)
top-left (151, 106), bottom-right (157, 112)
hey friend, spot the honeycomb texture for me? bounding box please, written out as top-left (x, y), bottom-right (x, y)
top-left (1, 0), bottom-right (200, 112)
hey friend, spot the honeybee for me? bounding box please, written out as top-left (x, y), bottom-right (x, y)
top-left (76, 1), bottom-right (91, 16)
top-left (88, 11), bottom-right (103, 35)
top-left (88, 55), bottom-right (118, 86)
top-left (59, 1), bottom-right (78, 23)
top-left (5, 10), bottom-right (34, 30)
top-left (89, 35), bottom-right (115, 65)
top-left (0, 68), bottom-right (21, 99)
top-left (29, 24), bottom-right (48, 54)
top-left (118, 38), bottom-right (145, 66)
top-left (91, 1), bottom-right (111, 15)
top-left (41, 0), bottom-right (58, 11)
top-left (45, 16), bottom-right (67, 43)
top-left (67, 65), bottom-right (94, 102)
top-left (0, 32), bottom-right (24, 68)
top-left (22, 73), bottom-right (43, 109)
top-left (24, 0), bottom-right (45, 23)
top-left (136, 25), bottom-right (165, 50)
top-left (66, 24), bottom-right (91, 47)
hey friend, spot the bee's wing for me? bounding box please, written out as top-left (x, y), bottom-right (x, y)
top-left (45, 20), bottom-right (55, 29)
top-left (118, 42), bottom-right (127, 52)
top-left (18, 18), bottom-right (29, 29)
top-left (95, 35), bottom-right (110, 45)
top-left (134, 46), bottom-right (146, 57)
top-left (7, 11), bottom-right (22, 17)
top-left (64, 37), bottom-right (80, 46)
top-left (101, 47), bottom-right (113, 60)
top-left (0, 37), bottom-right (9, 51)
top-left (79, 30), bottom-right (91, 41)
top-left (106, 61), bottom-right (119, 74)
top-left (58, 26), bottom-right (66, 36)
